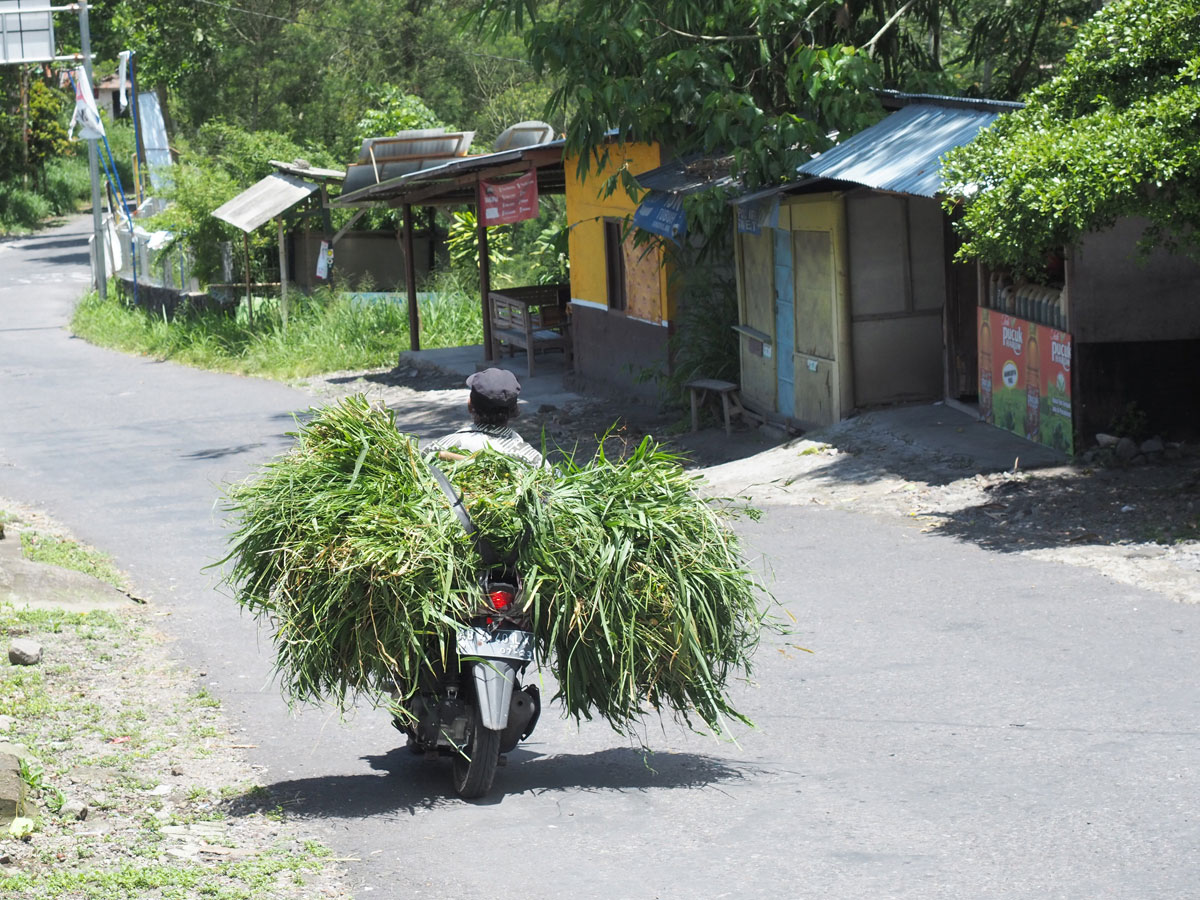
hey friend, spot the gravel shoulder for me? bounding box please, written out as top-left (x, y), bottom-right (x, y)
top-left (0, 507), bottom-right (351, 899)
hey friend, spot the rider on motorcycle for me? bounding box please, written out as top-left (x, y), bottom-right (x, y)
top-left (425, 367), bottom-right (545, 468)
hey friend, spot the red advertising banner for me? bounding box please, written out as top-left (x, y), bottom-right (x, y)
top-left (978, 308), bottom-right (1073, 454)
top-left (479, 170), bottom-right (539, 226)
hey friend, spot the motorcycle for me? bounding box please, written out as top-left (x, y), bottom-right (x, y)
top-left (393, 457), bottom-right (541, 798)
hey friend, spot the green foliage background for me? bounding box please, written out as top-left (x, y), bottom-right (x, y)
top-left (943, 0), bottom-right (1200, 275)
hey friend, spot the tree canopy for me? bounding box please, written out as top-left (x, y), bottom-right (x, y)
top-left (470, 0), bottom-right (1100, 241)
top-left (942, 0), bottom-right (1200, 276)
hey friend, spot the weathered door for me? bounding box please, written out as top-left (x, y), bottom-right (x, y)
top-left (786, 195), bottom-right (849, 427)
top-left (736, 230), bottom-right (777, 413)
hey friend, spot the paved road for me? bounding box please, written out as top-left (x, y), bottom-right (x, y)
top-left (3, 218), bottom-right (1199, 899)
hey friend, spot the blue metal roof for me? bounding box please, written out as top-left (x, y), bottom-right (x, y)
top-left (797, 103), bottom-right (1004, 198)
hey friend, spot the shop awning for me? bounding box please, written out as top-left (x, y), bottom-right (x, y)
top-left (212, 172), bottom-right (320, 233)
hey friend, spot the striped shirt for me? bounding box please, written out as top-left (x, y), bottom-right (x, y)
top-left (426, 423), bottom-right (546, 468)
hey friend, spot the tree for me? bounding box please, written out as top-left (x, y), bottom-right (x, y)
top-left (476, 0), bottom-right (890, 196)
top-left (941, 0), bottom-right (1200, 277)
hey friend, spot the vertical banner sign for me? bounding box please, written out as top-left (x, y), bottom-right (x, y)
top-left (315, 240), bottom-right (331, 280)
top-left (978, 308), bottom-right (1072, 454)
top-left (479, 170), bottom-right (539, 225)
top-left (68, 65), bottom-right (106, 140)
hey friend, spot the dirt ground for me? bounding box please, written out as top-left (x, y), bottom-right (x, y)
top-left (302, 364), bottom-right (1200, 605)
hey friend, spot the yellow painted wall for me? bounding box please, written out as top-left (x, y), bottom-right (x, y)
top-left (565, 142), bottom-right (671, 321)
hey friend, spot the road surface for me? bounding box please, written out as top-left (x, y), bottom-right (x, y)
top-left (2, 218), bottom-right (1198, 898)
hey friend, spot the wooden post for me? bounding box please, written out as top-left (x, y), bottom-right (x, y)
top-left (243, 232), bottom-right (254, 326)
top-left (277, 217), bottom-right (288, 333)
top-left (477, 188), bottom-right (493, 361)
top-left (403, 203), bottom-right (420, 352)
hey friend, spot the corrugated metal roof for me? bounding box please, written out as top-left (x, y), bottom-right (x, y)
top-left (635, 155), bottom-right (738, 195)
top-left (797, 103), bottom-right (1003, 198)
top-left (270, 159), bottom-right (345, 181)
top-left (212, 172), bottom-right (319, 233)
top-left (334, 139), bottom-right (566, 207)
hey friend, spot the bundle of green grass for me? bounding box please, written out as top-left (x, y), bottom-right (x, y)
top-left (222, 395), bottom-right (771, 734)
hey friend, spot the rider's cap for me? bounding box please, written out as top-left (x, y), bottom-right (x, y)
top-left (467, 367), bottom-right (521, 409)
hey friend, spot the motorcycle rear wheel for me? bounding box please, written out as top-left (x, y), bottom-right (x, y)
top-left (452, 705), bottom-right (501, 799)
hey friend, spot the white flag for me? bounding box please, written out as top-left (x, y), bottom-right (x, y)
top-left (118, 51), bottom-right (131, 111)
top-left (69, 66), bottom-right (106, 141)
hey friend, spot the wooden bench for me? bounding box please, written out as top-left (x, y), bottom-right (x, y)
top-left (685, 378), bottom-right (760, 435)
top-left (489, 285), bottom-right (573, 378)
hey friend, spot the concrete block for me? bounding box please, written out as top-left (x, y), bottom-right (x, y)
top-left (0, 743), bottom-right (30, 826)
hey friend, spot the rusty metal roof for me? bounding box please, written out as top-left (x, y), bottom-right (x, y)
top-left (270, 159), bottom-right (344, 181)
top-left (797, 102), bottom-right (1008, 198)
top-left (333, 139), bottom-right (566, 208)
top-left (212, 172), bottom-right (319, 233)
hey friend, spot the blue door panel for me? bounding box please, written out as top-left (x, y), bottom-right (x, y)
top-left (773, 228), bottom-right (794, 417)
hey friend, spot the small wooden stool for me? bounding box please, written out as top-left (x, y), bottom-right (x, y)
top-left (686, 378), bottom-right (755, 435)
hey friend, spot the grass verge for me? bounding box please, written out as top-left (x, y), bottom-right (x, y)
top-left (71, 270), bottom-right (484, 381)
top-left (18, 532), bottom-right (124, 589)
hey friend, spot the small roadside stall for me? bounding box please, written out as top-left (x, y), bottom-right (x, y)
top-left (729, 95), bottom-right (1016, 431)
top-left (332, 124), bottom-right (567, 361)
top-left (211, 161), bottom-right (344, 327)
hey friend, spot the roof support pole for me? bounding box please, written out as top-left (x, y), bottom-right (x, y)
top-left (403, 203), bottom-right (420, 352)
top-left (277, 216), bottom-right (289, 333)
top-left (477, 188), bottom-right (494, 361)
top-left (243, 232), bottom-right (254, 327)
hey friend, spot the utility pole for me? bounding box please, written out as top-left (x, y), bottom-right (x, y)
top-left (78, 1), bottom-right (106, 299)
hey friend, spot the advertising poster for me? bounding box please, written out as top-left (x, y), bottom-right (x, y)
top-left (1038, 326), bottom-right (1074, 454)
top-left (977, 308), bottom-right (1073, 454)
top-left (479, 170), bottom-right (539, 225)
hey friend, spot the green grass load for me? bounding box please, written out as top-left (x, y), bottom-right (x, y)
top-left (221, 395), bottom-right (772, 735)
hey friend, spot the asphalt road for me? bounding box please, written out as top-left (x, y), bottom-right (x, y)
top-left (2, 218), bottom-right (1199, 899)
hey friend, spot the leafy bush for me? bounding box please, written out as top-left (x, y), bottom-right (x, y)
top-left (943, 0), bottom-right (1200, 275)
top-left (0, 183), bottom-right (51, 232)
top-left (40, 158), bottom-right (93, 215)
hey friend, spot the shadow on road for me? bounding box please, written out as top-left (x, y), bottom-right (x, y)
top-left (31, 251), bottom-right (91, 266)
top-left (926, 462), bottom-right (1200, 553)
top-left (226, 747), bottom-right (750, 818)
top-left (16, 236), bottom-right (88, 250)
top-left (181, 443), bottom-right (266, 460)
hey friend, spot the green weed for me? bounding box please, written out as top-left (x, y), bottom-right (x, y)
top-left (18, 532), bottom-right (124, 588)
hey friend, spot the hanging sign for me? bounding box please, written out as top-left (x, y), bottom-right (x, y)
top-left (736, 194), bottom-right (781, 235)
top-left (632, 190), bottom-right (686, 243)
top-left (479, 170), bottom-right (539, 225)
top-left (316, 240), bottom-right (332, 280)
top-left (68, 65), bottom-right (105, 141)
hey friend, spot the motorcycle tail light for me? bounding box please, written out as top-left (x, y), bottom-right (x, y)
top-left (488, 589), bottom-right (513, 610)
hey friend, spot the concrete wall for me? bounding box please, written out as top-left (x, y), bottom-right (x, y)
top-left (846, 193), bottom-right (945, 407)
top-left (568, 302), bottom-right (668, 401)
top-left (1070, 218), bottom-right (1200, 343)
top-left (292, 231), bottom-right (435, 292)
top-left (1075, 339), bottom-right (1200, 442)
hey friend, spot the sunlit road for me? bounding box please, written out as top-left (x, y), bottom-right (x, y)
top-left (3, 218), bottom-right (1198, 899)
